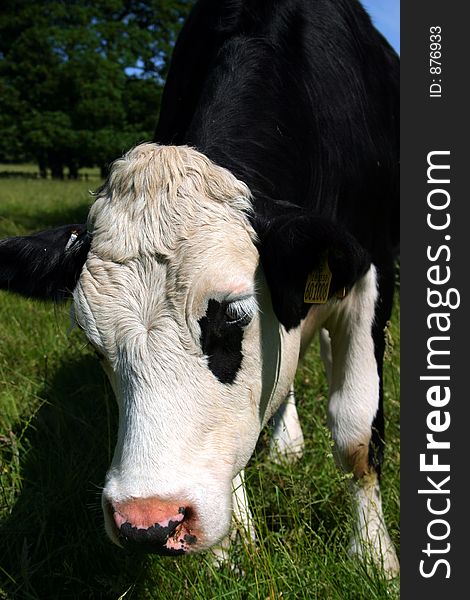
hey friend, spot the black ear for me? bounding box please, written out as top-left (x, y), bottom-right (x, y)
top-left (254, 213), bottom-right (371, 330)
top-left (0, 224), bottom-right (90, 300)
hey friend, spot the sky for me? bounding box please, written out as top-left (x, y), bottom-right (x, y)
top-left (362, 0), bottom-right (400, 54)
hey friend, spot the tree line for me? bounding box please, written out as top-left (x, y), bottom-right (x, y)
top-left (0, 0), bottom-right (193, 178)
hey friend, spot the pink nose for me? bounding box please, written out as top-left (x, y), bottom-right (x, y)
top-left (109, 497), bottom-right (198, 555)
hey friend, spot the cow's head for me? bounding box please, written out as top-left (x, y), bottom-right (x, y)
top-left (0, 143), bottom-right (369, 554)
top-left (72, 143), bottom-right (303, 554)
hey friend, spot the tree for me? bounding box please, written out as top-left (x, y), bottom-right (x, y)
top-left (0, 0), bottom-right (193, 176)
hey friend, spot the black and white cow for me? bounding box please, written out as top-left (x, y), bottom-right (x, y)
top-left (0, 0), bottom-right (399, 576)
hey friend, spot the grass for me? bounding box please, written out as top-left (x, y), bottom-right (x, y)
top-left (0, 175), bottom-right (400, 599)
top-left (0, 163), bottom-right (101, 180)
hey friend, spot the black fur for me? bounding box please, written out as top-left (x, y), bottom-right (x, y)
top-left (154, 0), bottom-right (399, 471)
top-left (0, 224), bottom-right (90, 300)
top-left (155, 0), bottom-right (399, 330)
top-left (256, 212), bottom-right (371, 330)
top-left (199, 299), bottom-right (244, 384)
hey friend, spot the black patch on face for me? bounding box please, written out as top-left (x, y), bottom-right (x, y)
top-left (198, 299), bottom-right (244, 384)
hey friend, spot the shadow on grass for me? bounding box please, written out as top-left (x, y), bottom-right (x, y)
top-left (0, 344), bottom-right (394, 599)
top-left (250, 434), bottom-right (351, 546)
top-left (0, 354), bottom-right (148, 600)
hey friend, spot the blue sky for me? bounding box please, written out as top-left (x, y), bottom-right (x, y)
top-left (362, 0), bottom-right (400, 53)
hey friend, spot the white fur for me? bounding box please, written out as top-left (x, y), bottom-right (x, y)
top-left (324, 267), bottom-right (380, 469)
top-left (210, 470), bottom-right (257, 565)
top-left (73, 143), bottom-right (396, 575)
top-left (295, 268), bottom-right (398, 577)
top-left (231, 470), bottom-right (256, 542)
top-left (88, 144), bottom-right (253, 262)
top-left (319, 328), bottom-right (333, 385)
top-left (73, 143), bottom-right (300, 552)
top-left (269, 385), bottom-right (305, 463)
top-left (349, 476), bottom-right (400, 578)
top-left (321, 266), bottom-right (399, 576)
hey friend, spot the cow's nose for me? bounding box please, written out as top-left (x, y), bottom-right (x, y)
top-left (110, 497), bottom-right (198, 555)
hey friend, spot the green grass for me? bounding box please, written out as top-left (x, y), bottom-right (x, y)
top-left (0, 163), bottom-right (101, 180)
top-left (0, 164), bottom-right (40, 174)
top-left (0, 175), bottom-right (400, 599)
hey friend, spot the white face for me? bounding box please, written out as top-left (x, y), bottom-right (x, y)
top-left (72, 143), bottom-right (300, 554)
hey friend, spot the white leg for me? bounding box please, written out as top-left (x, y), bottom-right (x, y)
top-left (325, 266), bottom-right (399, 578)
top-left (209, 470), bottom-right (255, 564)
top-left (231, 470), bottom-right (256, 544)
top-left (319, 328), bottom-right (333, 385)
top-left (269, 385), bottom-right (305, 464)
top-left (349, 474), bottom-right (400, 578)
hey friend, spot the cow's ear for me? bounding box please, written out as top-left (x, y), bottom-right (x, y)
top-left (254, 213), bottom-right (371, 330)
top-left (0, 224), bottom-right (90, 300)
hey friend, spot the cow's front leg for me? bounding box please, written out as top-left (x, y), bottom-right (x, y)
top-left (269, 385), bottom-right (305, 464)
top-left (324, 266), bottom-right (399, 578)
top-left (347, 470), bottom-right (398, 577)
top-left (231, 470), bottom-right (256, 544)
top-left (210, 470), bottom-right (256, 564)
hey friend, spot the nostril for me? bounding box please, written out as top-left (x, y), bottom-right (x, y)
top-left (109, 498), bottom-right (197, 555)
top-left (119, 517), bottom-right (182, 552)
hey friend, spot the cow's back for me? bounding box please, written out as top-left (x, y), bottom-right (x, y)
top-left (154, 0), bottom-right (399, 261)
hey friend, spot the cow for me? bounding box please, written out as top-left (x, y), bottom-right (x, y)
top-left (0, 0), bottom-right (399, 577)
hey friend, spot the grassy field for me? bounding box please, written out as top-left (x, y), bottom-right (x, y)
top-left (0, 163), bottom-right (101, 181)
top-left (0, 176), bottom-right (400, 599)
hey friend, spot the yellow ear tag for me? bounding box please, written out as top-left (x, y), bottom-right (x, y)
top-left (304, 256), bottom-right (332, 304)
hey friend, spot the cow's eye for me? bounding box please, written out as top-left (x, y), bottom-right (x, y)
top-left (225, 297), bottom-right (256, 327)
